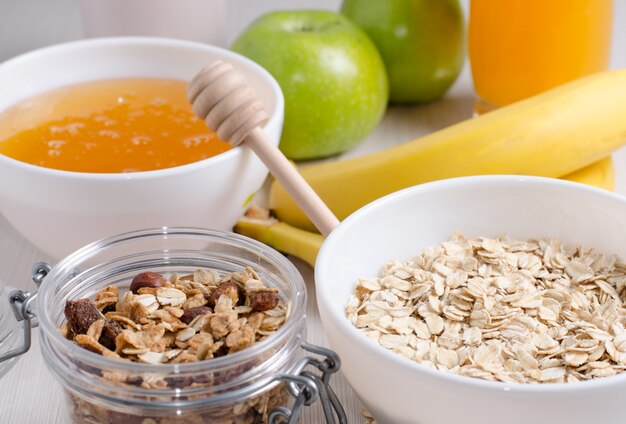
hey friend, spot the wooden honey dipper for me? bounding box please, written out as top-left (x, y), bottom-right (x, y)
top-left (188, 60), bottom-right (340, 237)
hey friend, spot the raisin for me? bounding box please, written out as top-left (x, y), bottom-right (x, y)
top-left (208, 282), bottom-right (244, 308)
top-left (129, 271), bottom-right (166, 294)
top-left (165, 375), bottom-right (194, 389)
top-left (98, 319), bottom-right (122, 351)
top-left (100, 303), bottom-right (116, 314)
top-left (180, 306), bottom-right (212, 324)
top-left (64, 299), bottom-right (102, 335)
top-left (250, 292), bottom-right (279, 312)
top-left (212, 344), bottom-right (230, 358)
top-left (126, 376), bottom-right (144, 387)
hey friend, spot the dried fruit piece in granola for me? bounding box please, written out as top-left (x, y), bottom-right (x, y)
top-left (208, 282), bottom-right (243, 308)
top-left (65, 299), bottom-right (102, 335)
top-left (250, 292), bottom-right (280, 312)
top-left (181, 306), bottom-right (212, 325)
top-left (99, 319), bottom-right (123, 351)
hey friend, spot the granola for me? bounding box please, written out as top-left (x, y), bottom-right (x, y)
top-left (347, 233), bottom-right (626, 384)
top-left (61, 267), bottom-right (289, 423)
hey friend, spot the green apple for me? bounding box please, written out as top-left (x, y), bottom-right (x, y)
top-left (341, 0), bottom-right (465, 103)
top-left (231, 10), bottom-right (388, 160)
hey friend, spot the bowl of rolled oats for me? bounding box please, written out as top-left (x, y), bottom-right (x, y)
top-left (316, 175), bottom-right (626, 424)
top-left (32, 227), bottom-right (324, 424)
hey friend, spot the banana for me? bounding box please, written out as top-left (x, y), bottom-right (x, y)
top-left (235, 215), bottom-right (323, 268)
top-left (239, 158), bottom-right (616, 266)
top-left (562, 156), bottom-right (614, 191)
top-left (270, 70), bottom-right (626, 232)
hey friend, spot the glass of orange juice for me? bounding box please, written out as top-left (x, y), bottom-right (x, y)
top-left (469, 0), bottom-right (613, 114)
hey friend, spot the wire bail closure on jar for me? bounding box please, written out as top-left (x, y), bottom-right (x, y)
top-left (270, 342), bottom-right (347, 424)
top-left (0, 262), bottom-right (49, 364)
top-left (1, 262), bottom-right (347, 423)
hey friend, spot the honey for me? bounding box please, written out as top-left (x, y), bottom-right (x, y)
top-left (0, 78), bottom-right (231, 173)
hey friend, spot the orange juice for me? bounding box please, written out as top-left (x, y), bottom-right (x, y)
top-left (0, 79), bottom-right (230, 173)
top-left (469, 0), bottom-right (613, 111)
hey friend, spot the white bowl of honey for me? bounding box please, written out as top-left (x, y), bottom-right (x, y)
top-left (0, 37), bottom-right (284, 259)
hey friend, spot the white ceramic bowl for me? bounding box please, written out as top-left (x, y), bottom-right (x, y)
top-left (316, 176), bottom-right (626, 424)
top-left (0, 37), bottom-right (284, 259)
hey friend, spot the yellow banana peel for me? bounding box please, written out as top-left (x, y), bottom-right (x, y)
top-left (238, 157), bottom-right (616, 267)
top-left (270, 70), bottom-right (626, 232)
top-left (235, 216), bottom-right (323, 268)
top-left (561, 156), bottom-right (614, 191)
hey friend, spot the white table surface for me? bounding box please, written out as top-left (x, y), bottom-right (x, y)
top-left (1, 1), bottom-right (626, 423)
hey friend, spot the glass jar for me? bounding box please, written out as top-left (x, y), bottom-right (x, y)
top-left (1, 228), bottom-right (345, 423)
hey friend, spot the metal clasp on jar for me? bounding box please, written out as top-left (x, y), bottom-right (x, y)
top-left (0, 262), bottom-right (49, 364)
top-left (269, 342), bottom-right (347, 424)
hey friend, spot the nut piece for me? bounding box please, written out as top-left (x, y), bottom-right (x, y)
top-left (208, 282), bottom-right (243, 308)
top-left (130, 272), bottom-right (167, 294)
top-left (181, 306), bottom-right (212, 325)
top-left (250, 292), bottom-right (280, 312)
top-left (65, 299), bottom-right (102, 335)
